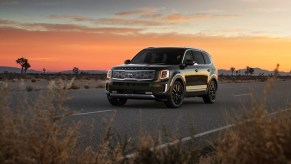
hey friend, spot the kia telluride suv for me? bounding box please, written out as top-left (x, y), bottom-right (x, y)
top-left (105, 47), bottom-right (218, 108)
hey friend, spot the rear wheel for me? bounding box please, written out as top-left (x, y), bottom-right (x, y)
top-left (164, 81), bottom-right (184, 108)
top-left (203, 80), bottom-right (217, 104)
top-left (107, 95), bottom-right (127, 106)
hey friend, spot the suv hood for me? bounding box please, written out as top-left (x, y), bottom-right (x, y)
top-left (112, 64), bottom-right (177, 71)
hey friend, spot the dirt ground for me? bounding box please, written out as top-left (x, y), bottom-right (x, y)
top-left (0, 78), bottom-right (106, 92)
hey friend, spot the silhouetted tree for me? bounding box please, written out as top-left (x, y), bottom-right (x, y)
top-left (73, 67), bottom-right (79, 75)
top-left (16, 57), bottom-right (31, 74)
top-left (230, 67), bottom-right (235, 76)
top-left (249, 67), bottom-right (254, 76)
top-left (235, 70), bottom-right (239, 76)
top-left (43, 68), bottom-right (46, 74)
top-left (24, 62), bottom-right (30, 73)
top-left (245, 66), bottom-right (250, 76)
top-left (274, 64), bottom-right (280, 77)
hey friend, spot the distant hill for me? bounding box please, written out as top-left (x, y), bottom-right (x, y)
top-left (0, 66), bottom-right (43, 74)
top-left (0, 66), bottom-right (106, 74)
top-left (0, 66), bottom-right (288, 76)
top-left (59, 70), bottom-right (106, 74)
top-left (219, 68), bottom-right (290, 76)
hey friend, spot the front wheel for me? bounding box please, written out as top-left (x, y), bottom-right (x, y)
top-left (107, 95), bottom-right (127, 106)
top-left (203, 80), bottom-right (217, 104)
top-left (164, 81), bottom-right (184, 108)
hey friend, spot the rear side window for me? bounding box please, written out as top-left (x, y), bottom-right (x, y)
top-left (183, 50), bottom-right (194, 63)
top-left (192, 51), bottom-right (205, 64)
top-left (202, 52), bottom-right (211, 64)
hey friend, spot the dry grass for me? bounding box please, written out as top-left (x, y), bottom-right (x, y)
top-left (68, 83), bottom-right (80, 90)
top-left (31, 78), bottom-right (37, 83)
top-left (0, 80), bottom-right (79, 163)
top-left (96, 80), bottom-right (106, 88)
top-left (25, 85), bottom-right (34, 92)
top-left (214, 78), bottom-right (291, 164)
top-left (0, 81), bottom-right (203, 163)
top-left (1, 77), bottom-right (291, 163)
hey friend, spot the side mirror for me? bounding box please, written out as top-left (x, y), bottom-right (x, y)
top-left (185, 60), bottom-right (194, 66)
top-left (124, 59), bottom-right (131, 64)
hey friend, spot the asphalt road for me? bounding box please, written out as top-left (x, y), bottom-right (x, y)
top-left (64, 80), bottom-right (291, 146)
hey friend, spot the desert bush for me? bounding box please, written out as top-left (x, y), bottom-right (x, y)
top-left (0, 81), bottom-right (79, 163)
top-left (84, 84), bottom-right (90, 89)
top-left (31, 78), bottom-right (37, 83)
top-left (215, 78), bottom-right (291, 164)
top-left (96, 80), bottom-right (106, 88)
top-left (26, 85), bottom-right (33, 92)
top-left (68, 83), bottom-right (80, 90)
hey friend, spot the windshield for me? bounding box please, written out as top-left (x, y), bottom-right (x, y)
top-left (130, 48), bottom-right (185, 65)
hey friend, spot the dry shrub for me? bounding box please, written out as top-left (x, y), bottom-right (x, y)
top-left (84, 85), bottom-right (90, 89)
top-left (26, 85), bottom-right (33, 92)
top-left (75, 112), bottom-right (203, 164)
top-left (215, 78), bottom-right (291, 164)
top-left (68, 83), bottom-right (80, 90)
top-left (129, 134), bottom-right (201, 164)
top-left (96, 80), bottom-right (106, 88)
top-left (31, 78), bottom-right (37, 83)
top-left (75, 113), bottom-right (128, 163)
top-left (0, 81), bottom-right (79, 163)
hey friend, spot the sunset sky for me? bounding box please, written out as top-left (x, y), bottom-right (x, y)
top-left (0, 0), bottom-right (291, 72)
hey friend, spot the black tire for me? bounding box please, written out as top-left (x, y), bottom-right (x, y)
top-left (203, 80), bottom-right (217, 104)
top-left (164, 81), bottom-right (184, 108)
top-left (107, 95), bottom-right (127, 106)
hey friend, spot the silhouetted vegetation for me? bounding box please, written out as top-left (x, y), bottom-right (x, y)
top-left (73, 67), bottom-right (79, 75)
top-left (0, 73), bottom-right (106, 81)
top-left (230, 67), bottom-right (235, 76)
top-left (16, 57), bottom-right (31, 74)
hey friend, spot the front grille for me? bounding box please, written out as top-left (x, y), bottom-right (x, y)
top-left (112, 70), bottom-right (155, 80)
top-left (113, 82), bottom-right (149, 87)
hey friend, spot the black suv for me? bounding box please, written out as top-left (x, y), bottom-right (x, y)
top-left (105, 47), bottom-right (218, 108)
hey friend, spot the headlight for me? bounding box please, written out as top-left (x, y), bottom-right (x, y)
top-left (107, 70), bottom-right (112, 79)
top-left (160, 70), bottom-right (169, 80)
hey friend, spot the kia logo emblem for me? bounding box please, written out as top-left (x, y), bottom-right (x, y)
top-left (127, 72), bottom-right (133, 77)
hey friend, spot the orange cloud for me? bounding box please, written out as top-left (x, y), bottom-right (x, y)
top-left (0, 27), bottom-right (290, 72)
top-left (47, 11), bottom-right (239, 28)
top-left (115, 8), bottom-right (156, 16)
top-left (0, 20), bottom-right (142, 34)
top-left (163, 13), bottom-right (194, 22)
top-left (163, 13), bottom-right (239, 22)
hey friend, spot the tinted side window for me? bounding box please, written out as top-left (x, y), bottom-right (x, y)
top-left (202, 52), bottom-right (211, 64)
top-left (192, 51), bottom-right (205, 64)
top-left (183, 50), bottom-right (194, 63)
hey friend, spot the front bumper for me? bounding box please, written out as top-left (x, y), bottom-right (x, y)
top-left (105, 79), bottom-right (170, 100)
